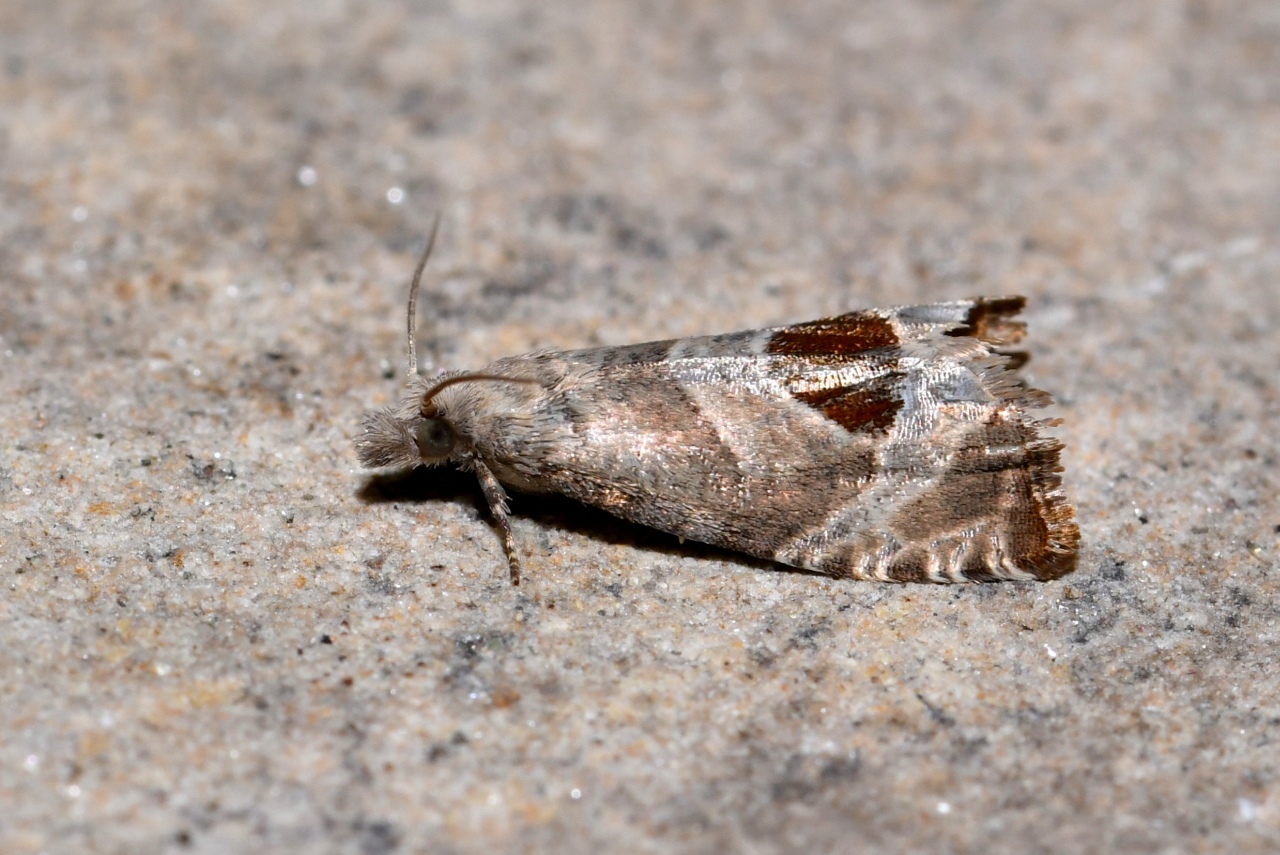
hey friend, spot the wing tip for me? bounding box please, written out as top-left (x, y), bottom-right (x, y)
top-left (946, 296), bottom-right (1028, 346)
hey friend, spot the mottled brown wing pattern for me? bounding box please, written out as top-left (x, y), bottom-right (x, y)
top-left (360, 291), bottom-right (1079, 585)
top-left (532, 298), bottom-right (1078, 582)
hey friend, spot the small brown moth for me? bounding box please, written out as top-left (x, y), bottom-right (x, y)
top-left (357, 224), bottom-right (1079, 585)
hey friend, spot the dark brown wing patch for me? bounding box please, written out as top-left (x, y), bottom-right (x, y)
top-left (791, 375), bottom-right (902, 434)
top-left (767, 311), bottom-right (898, 357)
top-left (768, 311), bottom-right (904, 433)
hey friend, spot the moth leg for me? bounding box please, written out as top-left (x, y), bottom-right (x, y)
top-left (472, 460), bottom-right (521, 585)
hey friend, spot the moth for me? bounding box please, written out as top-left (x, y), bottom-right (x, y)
top-left (357, 224), bottom-right (1079, 585)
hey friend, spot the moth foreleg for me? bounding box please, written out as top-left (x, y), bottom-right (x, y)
top-left (472, 459), bottom-right (522, 585)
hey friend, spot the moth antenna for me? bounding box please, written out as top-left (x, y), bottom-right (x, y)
top-left (406, 213), bottom-right (442, 379)
top-left (422, 372), bottom-right (542, 409)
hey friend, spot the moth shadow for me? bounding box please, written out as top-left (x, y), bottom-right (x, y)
top-left (357, 466), bottom-right (482, 506)
top-left (356, 467), bottom-right (810, 577)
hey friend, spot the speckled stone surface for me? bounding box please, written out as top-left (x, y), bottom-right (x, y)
top-left (2, 2), bottom-right (1278, 853)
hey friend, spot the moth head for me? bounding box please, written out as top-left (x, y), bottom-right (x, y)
top-left (356, 218), bottom-right (458, 471)
top-left (356, 407), bottom-right (452, 470)
top-left (356, 372), bottom-right (541, 470)
top-left (355, 219), bottom-right (538, 470)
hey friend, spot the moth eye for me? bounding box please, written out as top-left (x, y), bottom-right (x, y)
top-left (414, 418), bottom-right (456, 459)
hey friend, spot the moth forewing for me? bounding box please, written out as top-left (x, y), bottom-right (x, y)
top-left (356, 242), bottom-right (1079, 585)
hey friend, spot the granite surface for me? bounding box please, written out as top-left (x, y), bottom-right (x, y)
top-left (2, 1), bottom-right (1279, 853)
